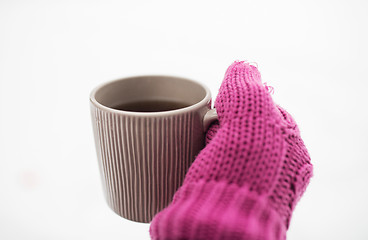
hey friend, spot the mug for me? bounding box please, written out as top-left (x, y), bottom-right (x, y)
top-left (90, 75), bottom-right (218, 223)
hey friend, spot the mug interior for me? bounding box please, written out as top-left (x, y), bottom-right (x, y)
top-left (93, 76), bottom-right (207, 111)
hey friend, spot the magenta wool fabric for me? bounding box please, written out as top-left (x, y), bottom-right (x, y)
top-left (150, 61), bottom-right (313, 240)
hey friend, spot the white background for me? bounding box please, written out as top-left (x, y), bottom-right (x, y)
top-left (1, 0), bottom-right (367, 239)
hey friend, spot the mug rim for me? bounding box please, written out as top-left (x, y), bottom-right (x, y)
top-left (90, 75), bottom-right (212, 117)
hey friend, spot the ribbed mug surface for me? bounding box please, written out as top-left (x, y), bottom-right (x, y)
top-left (90, 76), bottom-right (214, 223)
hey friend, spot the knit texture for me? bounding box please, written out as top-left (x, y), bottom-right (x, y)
top-left (150, 61), bottom-right (313, 240)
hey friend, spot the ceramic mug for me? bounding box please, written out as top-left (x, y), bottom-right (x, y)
top-left (90, 75), bottom-right (218, 223)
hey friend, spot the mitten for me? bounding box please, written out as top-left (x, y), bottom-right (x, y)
top-left (150, 61), bottom-right (313, 240)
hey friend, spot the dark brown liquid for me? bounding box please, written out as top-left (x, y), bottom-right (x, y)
top-left (112, 100), bottom-right (190, 112)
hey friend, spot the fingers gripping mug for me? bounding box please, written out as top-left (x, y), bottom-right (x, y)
top-left (90, 76), bottom-right (218, 223)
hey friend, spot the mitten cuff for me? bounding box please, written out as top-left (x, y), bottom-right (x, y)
top-left (150, 180), bottom-right (286, 240)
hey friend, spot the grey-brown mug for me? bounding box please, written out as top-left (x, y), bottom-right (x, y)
top-left (90, 75), bottom-right (218, 223)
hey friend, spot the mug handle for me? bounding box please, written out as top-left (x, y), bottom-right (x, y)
top-left (203, 108), bottom-right (218, 132)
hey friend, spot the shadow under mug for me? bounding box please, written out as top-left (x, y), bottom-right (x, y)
top-left (90, 75), bottom-right (218, 223)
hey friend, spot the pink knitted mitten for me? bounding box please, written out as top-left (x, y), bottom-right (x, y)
top-left (150, 61), bottom-right (313, 240)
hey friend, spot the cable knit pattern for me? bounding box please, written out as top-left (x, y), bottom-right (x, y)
top-left (150, 61), bottom-right (313, 240)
